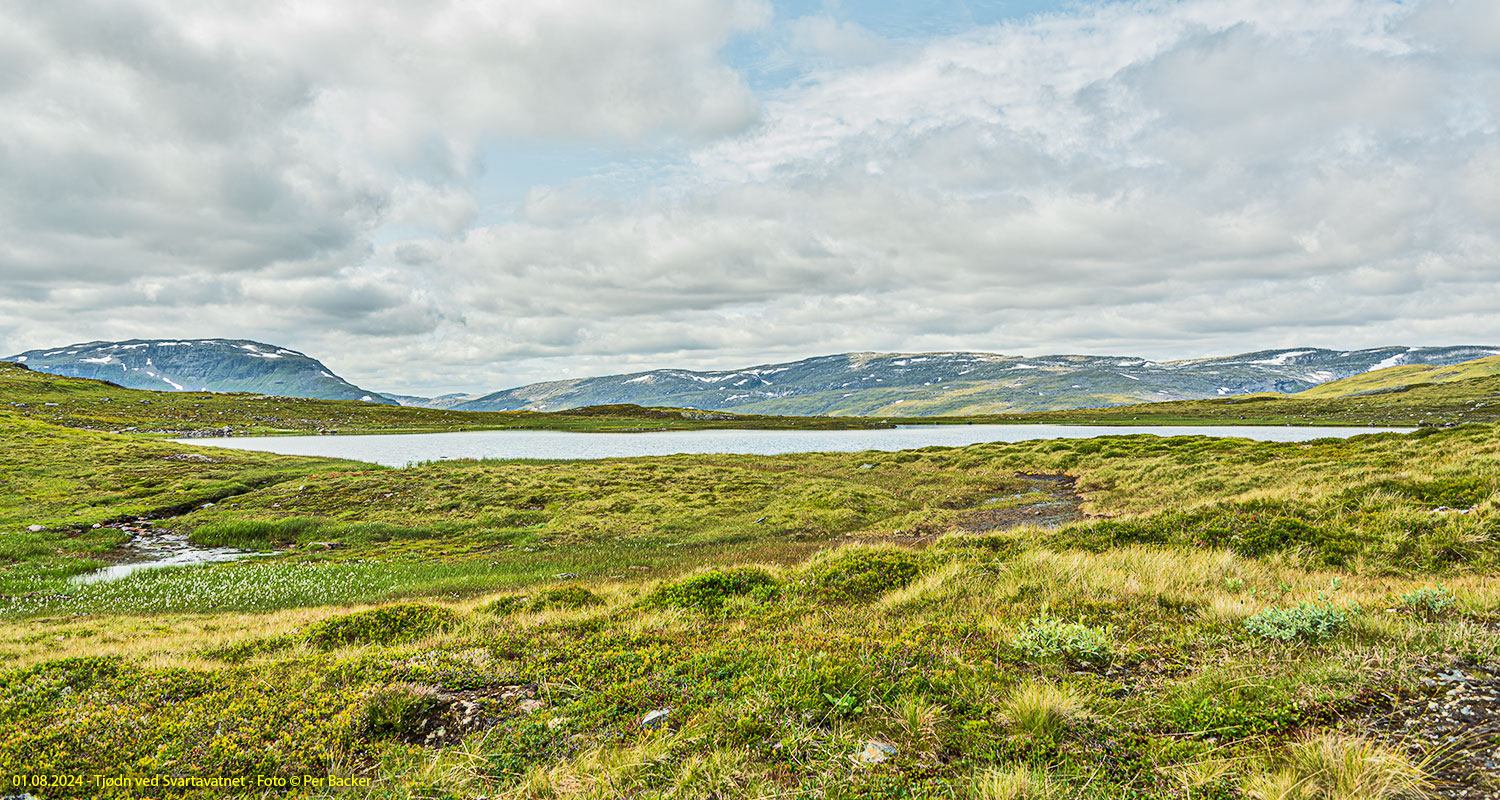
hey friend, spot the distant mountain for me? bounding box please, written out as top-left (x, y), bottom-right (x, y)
top-left (6, 339), bottom-right (396, 404)
top-left (384, 392), bottom-right (470, 407)
top-left (417, 346), bottom-right (1500, 416)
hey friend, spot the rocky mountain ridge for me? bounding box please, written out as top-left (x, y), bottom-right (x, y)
top-left (13, 341), bottom-right (1498, 416)
top-left (413, 346), bottom-right (1500, 416)
top-left (6, 339), bottom-right (395, 405)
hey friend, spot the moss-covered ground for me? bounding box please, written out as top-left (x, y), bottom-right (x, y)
top-left (3, 373), bottom-right (1500, 797)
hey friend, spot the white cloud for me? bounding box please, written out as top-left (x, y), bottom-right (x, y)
top-left (2, 0), bottom-right (1499, 396)
top-left (0, 0), bottom-right (767, 284)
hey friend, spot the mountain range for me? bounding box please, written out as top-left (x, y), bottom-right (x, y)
top-left (8, 341), bottom-right (1498, 416)
top-left (417, 346), bottom-right (1500, 416)
top-left (5, 339), bottom-right (395, 405)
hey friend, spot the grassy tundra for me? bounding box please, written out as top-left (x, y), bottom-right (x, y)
top-left (2, 365), bottom-right (1500, 798)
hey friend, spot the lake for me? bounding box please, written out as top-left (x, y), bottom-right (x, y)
top-left (175, 424), bottom-right (1413, 467)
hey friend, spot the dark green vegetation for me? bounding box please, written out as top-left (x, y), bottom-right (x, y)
top-left (0, 361), bottom-right (886, 436)
top-left (3, 373), bottom-right (1500, 796)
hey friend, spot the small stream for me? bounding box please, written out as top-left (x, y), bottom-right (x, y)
top-left (71, 520), bottom-right (270, 584)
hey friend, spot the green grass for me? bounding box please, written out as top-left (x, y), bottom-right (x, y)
top-left (1296, 355), bottom-right (1500, 399)
top-left (3, 393), bottom-right (1500, 796)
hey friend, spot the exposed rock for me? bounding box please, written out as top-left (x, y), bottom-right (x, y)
top-left (26, 525), bottom-right (44, 532)
top-left (856, 741), bottom-right (897, 764)
top-left (678, 410), bottom-right (736, 421)
top-left (554, 572), bottom-right (580, 579)
top-left (387, 682), bottom-right (543, 748)
top-left (163, 453), bottom-right (218, 463)
top-left (1341, 664), bottom-right (1500, 799)
top-left (641, 709), bottom-right (672, 729)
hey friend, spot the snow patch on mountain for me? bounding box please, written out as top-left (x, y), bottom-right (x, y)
top-left (1253, 350), bottom-right (1313, 366)
top-left (1368, 348), bottom-right (1417, 372)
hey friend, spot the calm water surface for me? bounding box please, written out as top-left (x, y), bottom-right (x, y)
top-left (176, 424), bottom-right (1413, 468)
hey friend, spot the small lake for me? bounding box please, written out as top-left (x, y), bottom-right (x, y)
top-left (176, 424), bottom-right (1413, 468)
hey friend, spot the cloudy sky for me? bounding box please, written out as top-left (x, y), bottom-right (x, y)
top-left (1, 0), bottom-right (1498, 395)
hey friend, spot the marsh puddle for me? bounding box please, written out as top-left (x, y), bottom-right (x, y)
top-left (72, 521), bottom-right (270, 584)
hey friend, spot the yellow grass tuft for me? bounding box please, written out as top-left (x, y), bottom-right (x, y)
top-left (1243, 733), bottom-right (1432, 800)
top-left (1002, 680), bottom-right (1086, 739)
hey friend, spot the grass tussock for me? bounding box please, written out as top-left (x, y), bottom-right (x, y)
top-left (1001, 680), bottom-right (1087, 739)
top-left (1243, 733), bottom-right (1433, 800)
top-left (971, 766), bottom-right (1064, 800)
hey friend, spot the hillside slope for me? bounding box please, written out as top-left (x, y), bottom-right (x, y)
top-left (438, 346), bottom-right (1500, 416)
top-left (1295, 355), bottom-right (1500, 399)
top-left (6, 339), bottom-right (396, 404)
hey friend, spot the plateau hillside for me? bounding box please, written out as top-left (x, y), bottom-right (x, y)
top-left (7, 339), bottom-right (396, 404)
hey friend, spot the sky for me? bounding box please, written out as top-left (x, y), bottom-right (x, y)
top-left (1, 0), bottom-right (1498, 395)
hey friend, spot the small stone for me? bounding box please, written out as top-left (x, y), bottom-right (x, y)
top-left (858, 463), bottom-right (875, 470)
top-left (641, 709), bottom-right (671, 729)
top-left (856, 741), bottom-right (897, 764)
top-left (555, 572), bottom-right (580, 579)
top-left (518, 698), bottom-right (546, 713)
top-left (26, 525), bottom-right (44, 532)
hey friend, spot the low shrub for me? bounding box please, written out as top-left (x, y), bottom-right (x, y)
top-left (1243, 603), bottom-right (1350, 644)
top-left (202, 635), bottom-right (295, 663)
top-left (1359, 475), bottom-right (1494, 509)
top-left (641, 567), bottom-right (781, 612)
top-left (1397, 586), bottom-right (1456, 619)
top-left (1011, 616), bottom-right (1113, 665)
top-left (802, 547), bottom-right (923, 603)
top-left (356, 683), bottom-right (441, 740)
top-left (303, 603), bottom-right (461, 648)
top-left (481, 595), bottom-right (529, 615)
top-left (1068, 501), bottom-right (1362, 565)
top-left (1165, 676), bottom-right (1306, 740)
top-left (482, 585), bottom-right (603, 615)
